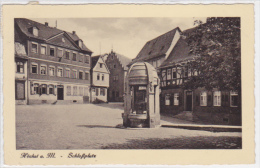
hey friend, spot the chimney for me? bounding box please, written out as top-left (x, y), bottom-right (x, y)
top-left (72, 31), bottom-right (76, 35)
top-left (45, 22), bottom-right (48, 26)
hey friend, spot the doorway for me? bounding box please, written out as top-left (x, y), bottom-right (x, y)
top-left (57, 87), bottom-right (64, 100)
top-left (186, 91), bottom-right (192, 111)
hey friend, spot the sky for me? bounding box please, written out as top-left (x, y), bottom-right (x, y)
top-left (30, 18), bottom-right (206, 59)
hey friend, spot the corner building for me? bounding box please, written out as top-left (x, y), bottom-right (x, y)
top-left (15, 18), bottom-right (92, 104)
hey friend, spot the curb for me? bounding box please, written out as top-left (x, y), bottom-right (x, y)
top-left (161, 124), bottom-right (242, 132)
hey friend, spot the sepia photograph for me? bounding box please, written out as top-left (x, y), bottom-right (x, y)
top-left (15, 17), bottom-right (242, 150)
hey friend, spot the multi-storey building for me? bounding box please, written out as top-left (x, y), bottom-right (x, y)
top-left (90, 55), bottom-right (110, 103)
top-left (130, 23), bottom-right (241, 125)
top-left (15, 18), bottom-right (92, 104)
top-left (105, 51), bottom-right (131, 102)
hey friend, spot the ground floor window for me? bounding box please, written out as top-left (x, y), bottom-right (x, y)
top-left (200, 91), bottom-right (207, 106)
top-left (174, 93), bottom-right (179, 105)
top-left (165, 94), bottom-right (170, 106)
top-left (73, 86), bottom-right (77, 96)
top-left (41, 84), bottom-right (47, 94)
top-left (67, 86), bottom-right (71, 96)
top-left (33, 83), bottom-right (39, 94)
top-left (213, 91), bottom-right (221, 106)
top-left (79, 87), bottom-right (83, 96)
top-left (230, 91), bottom-right (238, 107)
top-left (49, 85), bottom-right (54, 94)
top-left (100, 88), bottom-right (106, 96)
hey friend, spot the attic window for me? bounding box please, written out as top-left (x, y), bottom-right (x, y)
top-left (78, 40), bottom-right (83, 48)
top-left (32, 27), bottom-right (38, 36)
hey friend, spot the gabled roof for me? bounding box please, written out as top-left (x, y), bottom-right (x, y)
top-left (108, 52), bottom-right (131, 70)
top-left (15, 18), bottom-right (92, 53)
top-left (131, 27), bottom-right (181, 64)
top-left (91, 55), bottom-right (101, 69)
top-left (159, 26), bottom-right (199, 68)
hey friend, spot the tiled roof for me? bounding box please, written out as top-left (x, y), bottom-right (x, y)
top-left (91, 55), bottom-right (101, 69)
top-left (131, 27), bottom-right (181, 64)
top-left (15, 18), bottom-right (92, 53)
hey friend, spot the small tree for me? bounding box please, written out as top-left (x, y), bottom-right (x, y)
top-left (183, 17), bottom-right (241, 93)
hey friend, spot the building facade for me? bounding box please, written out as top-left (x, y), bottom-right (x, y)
top-left (15, 18), bottom-right (92, 105)
top-left (130, 24), bottom-right (241, 125)
top-left (90, 55), bottom-right (110, 103)
top-left (105, 51), bottom-right (131, 102)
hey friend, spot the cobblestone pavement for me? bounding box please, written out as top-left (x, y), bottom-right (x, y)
top-left (16, 103), bottom-right (242, 149)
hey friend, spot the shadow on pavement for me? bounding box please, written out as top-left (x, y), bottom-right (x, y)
top-left (77, 124), bottom-right (125, 129)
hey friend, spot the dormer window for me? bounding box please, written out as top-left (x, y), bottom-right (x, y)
top-left (32, 27), bottom-right (38, 36)
top-left (78, 40), bottom-right (83, 48)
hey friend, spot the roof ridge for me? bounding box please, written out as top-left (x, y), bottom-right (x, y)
top-left (146, 27), bottom-right (181, 43)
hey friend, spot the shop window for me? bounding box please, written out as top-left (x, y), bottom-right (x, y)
top-left (41, 84), bottom-right (47, 94)
top-left (165, 94), bottom-right (170, 106)
top-left (49, 66), bottom-right (55, 76)
top-left (57, 68), bottom-right (63, 77)
top-left (85, 72), bottom-right (89, 80)
top-left (65, 51), bottom-right (70, 60)
top-left (72, 53), bottom-right (77, 61)
top-left (200, 91), bottom-right (207, 106)
top-left (49, 85), bottom-right (54, 94)
top-left (213, 91), bottom-right (221, 106)
top-left (96, 88), bottom-right (99, 96)
top-left (67, 86), bottom-right (71, 96)
top-left (73, 86), bottom-right (77, 96)
top-left (72, 70), bottom-right (77, 79)
top-left (16, 61), bottom-right (24, 73)
top-left (230, 91), bottom-right (238, 107)
top-left (50, 47), bottom-right (55, 56)
top-left (40, 65), bottom-right (47, 75)
top-left (174, 93), bottom-right (179, 105)
top-left (41, 45), bottom-right (47, 55)
top-left (79, 87), bottom-right (83, 96)
top-left (102, 74), bottom-right (104, 81)
top-left (65, 69), bottom-right (70, 78)
top-left (97, 73), bottom-right (100, 80)
top-left (79, 71), bottom-right (83, 79)
top-left (31, 43), bottom-right (38, 53)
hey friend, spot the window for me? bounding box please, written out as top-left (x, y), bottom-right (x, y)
top-left (57, 49), bottom-right (63, 57)
top-left (165, 94), bottom-right (170, 106)
top-left (49, 85), bottom-right (54, 94)
top-left (213, 91), bottom-right (221, 106)
top-left (49, 66), bottom-right (55, 76)
top-left (79, 54), bottom-right (83, 62)
top-left (113, 75), bottom-right (118, 81)
top-left (167, 69), bottom-right (171, 80)
top-left (65, 51), bottom-right (70, 59)
top-left (102, 74), bottom-right (104, 81)
top-left (116, 91), bottom-right (119, 97)
top-left (174, 93), bottom-right (179, 105)
top-left (114, 64), bottom-right (116, 68)
top-left (41, 84), bottom-right (47, 94)
top-left (96, 88), bottom-right (99, 96)
top-left (85, 72), bottom-right (89, 80)
top-left (200, 91), bottom-right (207, 106)
top-left (57, 68), bottom-right (63, 77)
top-left (100, 88), bottom-right (105, 96)
top-left (73, 86), bottom-right (77, 96)
top-left (84, 87), bottom-right (89, 96)
top-left (97, 73), bottom-right (100, 80)
top-left (65, 68), bottom-right (70, 78)
top-left (79, 71), bottom-right (83, 79)
top-left (40, 65), bottom-right (47, 75)
top-left (100, 63), bottom-right (103, 68)
top-left (85, 55), bottom-right (89, 64)
top-left (72, 53), bottom-right (77, 61)
top-left (183, 67), bottom-right (188, 78)
top-left (31, 64), bottom-right (38, 74)
top-left (31, 43), bottom-right (38, 53)
top-left (79, 87), bottom-right (83, 96)
top-left (41, 45), bottom-right (47, 55)
top-left (67, 86), bottom-right (71, 96)
top-left (72, 70), bottom-right (77, 79)
top-left (16, 61), bottom-right (24, 73)
top-left (172, 68), bottom-right (177, 79)
top-left (230, 91), bottom-right (238, 107)
top-left (34, 83), bottom-right (39, 94)
top-left (50, 47), bottom-right (55, 56)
